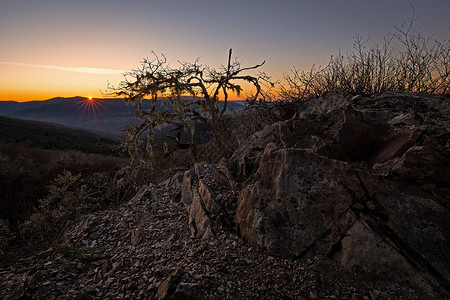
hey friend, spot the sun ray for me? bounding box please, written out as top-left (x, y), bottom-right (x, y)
top-left (72, 97), bottom-right (109, 120)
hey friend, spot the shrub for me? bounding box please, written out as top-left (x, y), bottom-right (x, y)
top-left (20, 167), bottom-right (133, 242)
top-left (21, 170), bottom-right (88, 240)
top-left (281, 8), bottom-right (449, 99)
top-left (53, 244), bottom-right (103, 263)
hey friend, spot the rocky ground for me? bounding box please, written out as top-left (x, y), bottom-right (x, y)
top-left (1, 92), bottom-right (449, 299)
top-left (0, 180), bottom-right (436, 299)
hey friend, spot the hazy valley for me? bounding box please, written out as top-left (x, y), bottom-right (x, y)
top-left (0, 97), bottom-right (245, 137)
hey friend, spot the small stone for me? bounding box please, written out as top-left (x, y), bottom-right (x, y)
top-left (81, 285), bottom-right (97, 297)
top-left (353, 203), bottom-right (365, 211)
top-left (37, 248), bottom-right (54, 257)
top-left (102, 259), bottom-right (112, 275)
top-left (131, 228), bottom-right (141, 246)
top-left (128, 281), bottom-right (138, 290)
top-left (105, 277), bottom-right (115, 286)
top-left (157, 269), bottom-right (183, 300)
top-left (26, 274), bottom-right (36, 286)
top-left (352, 94), bottom-right (363, 101)
top-left (10, 285), bottom-right (25, 300)
top-left (366, 201), bottom-right (376, 210)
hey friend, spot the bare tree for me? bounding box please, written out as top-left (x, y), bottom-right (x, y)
top-left (112, 49), bottom-right (269, 162)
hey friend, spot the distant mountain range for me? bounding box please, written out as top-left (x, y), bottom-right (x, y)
top-left (0, 97), bottom-right (245, 137)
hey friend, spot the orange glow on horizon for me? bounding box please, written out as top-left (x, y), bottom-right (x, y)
top-left (0, 61), bottom-right (123, 102)
top-left (0, 88), bottom-right (250, 103)
top-left (0, 62), bottom-right (270, 102)
top-left (0, 92), bottom-right (106, 103)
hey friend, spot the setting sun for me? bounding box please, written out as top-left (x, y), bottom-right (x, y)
top-left (74, 96), bottom-right (106, 119)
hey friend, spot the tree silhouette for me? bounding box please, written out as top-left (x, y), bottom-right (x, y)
top-left (113, 49), bottom-right (269, 159)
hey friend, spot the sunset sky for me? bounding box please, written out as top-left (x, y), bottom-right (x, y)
top-left (1, 0), bottom-right (449, 102)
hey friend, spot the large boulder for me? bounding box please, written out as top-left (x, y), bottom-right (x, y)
top-left (235, 143), bottom-right (361, 258)
top-left (180, 92), bottom-right (450, 296)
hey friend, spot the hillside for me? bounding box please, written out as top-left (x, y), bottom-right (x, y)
top-left (0, 116), bottom-right (119, 155)
top-left (0, 117), bottom-right (127, 235)
top-left (0, 97), bottom-right (245, 137)
top-left (1, 92), bottom-right (448, 299)
top-left (1, 97), bottom-right (132, 137)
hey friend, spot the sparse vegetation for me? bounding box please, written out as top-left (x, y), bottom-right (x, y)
top-left (280, 8), bottom-right (449, 99)
top-left (0, 122), bottom-right (130, 257)
top-left (21, 171), bottom-right (87, 240)
top-left (53, 243), bottom-right (104, 263)
top-left (0, 145), bottom-right (127, 222)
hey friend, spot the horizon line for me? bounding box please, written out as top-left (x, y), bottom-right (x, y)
top-left (0, 95), bottom-right (246, 102)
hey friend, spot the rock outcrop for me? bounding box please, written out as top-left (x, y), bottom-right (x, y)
top-left (182, 92), bottom-right (450, 297)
